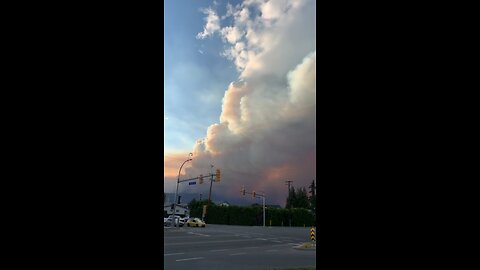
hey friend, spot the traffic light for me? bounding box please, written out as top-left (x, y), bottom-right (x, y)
top-left (199, 174), bottom-right (204, 184)
top-left (215, 169), bottom-right (221, 182)
top-left (177, 196), bottom-right (181, 204)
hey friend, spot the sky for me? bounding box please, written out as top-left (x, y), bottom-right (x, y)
top-left (164, 0), bottom-right (316, 207)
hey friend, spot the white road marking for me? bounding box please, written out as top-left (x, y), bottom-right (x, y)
top-left (256, 238), bottom-right (268, 240)
top-left (272, 240), bottom-right (282, 243)
top-left (265, 249), bottom-right (279, 252)
top-left (176, 257), bottom-right (204, 262)
top-left (188, 232), bottom-right (211, 237)
top-left (270, 244), bottom-right (291, 247)
top-left (164, 253), bottom-right (185, 256)
top-left (284, 238), bottom-right (306, 241)
top-left (165, 239), bottom-right (266, 246)
top-left (229, 252), bottom-right (246, 256)
top-left (242, 247), bottom-right (259, 249)
top-left (209, 249), bottom-right (229, 252)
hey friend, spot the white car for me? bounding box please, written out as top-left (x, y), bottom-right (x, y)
top-left (165, 215), bottom-right (185, 227)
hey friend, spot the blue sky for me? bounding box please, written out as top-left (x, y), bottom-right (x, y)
top-left (164, 0), bottom-right (239, 152)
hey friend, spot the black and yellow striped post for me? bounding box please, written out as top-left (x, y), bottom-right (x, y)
top-left (310, 227), bottom-right (316, 242)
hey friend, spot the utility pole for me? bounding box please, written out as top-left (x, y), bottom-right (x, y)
top-left (285, 180), bottom-right (293, 191)
top-left (308, 180), bottom-right (315, 197)
top-left (285, 180), bottom-right (293, 209)
top-left (205, 164), bottom-right (214, 222)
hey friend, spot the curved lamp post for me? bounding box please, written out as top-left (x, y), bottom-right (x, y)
top-left (173, 153), bottom-right (193, 227)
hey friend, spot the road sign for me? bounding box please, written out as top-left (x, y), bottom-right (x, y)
top-left (310, 227), bottom-right (316, 241)
top-left (189, 181), bottom-right (196, 185)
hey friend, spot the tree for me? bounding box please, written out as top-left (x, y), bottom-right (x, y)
top-left (296, 187), bottom-right (310, 209)
top-left (286, 187), bottom-right (297, 208)
top-left (188, 198), bottom-right (197, 209)
top-left (286, 185), bottom-right (311, 209)
top-left (308, 179), bottom-right (316, 211)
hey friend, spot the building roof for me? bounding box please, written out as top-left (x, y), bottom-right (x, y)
top-left (163, 203), bottom-right (188, 209)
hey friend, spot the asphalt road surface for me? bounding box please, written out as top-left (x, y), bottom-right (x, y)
top-left (164, 224), bottom-right (316, 270)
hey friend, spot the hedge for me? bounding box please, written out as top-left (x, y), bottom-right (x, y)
top-left (189, 203), bottom-right (315, 227)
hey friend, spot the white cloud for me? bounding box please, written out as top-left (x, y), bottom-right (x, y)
top-left (189, 0), bottom-right (316, 206)
top-left (221, 3), bottom-right (235, 19)
top-left (260, 0), bottom-right (290, 20)
top-left (220, 26), bottom-right (244, 44)
top-left (198, 0), bottom-right (316, 79)
top-left (288, 51), bottom-right (316, 107)
top-left (196, 8), bottom-right (221, 39)
top-left (236, 6), bottom-right (250, 24)
top-left (243, 0), bottom-right (265, 7)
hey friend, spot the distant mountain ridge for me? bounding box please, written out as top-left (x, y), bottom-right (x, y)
top-left (164, 192), bottom-right (252, 206)
top-left (164, 193), bottom-right (201, 205)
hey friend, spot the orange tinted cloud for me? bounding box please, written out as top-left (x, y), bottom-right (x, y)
top-left (164, 152), bottom-right (193, 178)
top-left (264, 164), bottom-right (292, 182)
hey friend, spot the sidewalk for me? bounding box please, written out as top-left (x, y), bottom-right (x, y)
top-left (292, 242), bottom-right (316, 251)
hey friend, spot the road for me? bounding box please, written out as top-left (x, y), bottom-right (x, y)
top-left (164, 224), bottom-right (316, 270)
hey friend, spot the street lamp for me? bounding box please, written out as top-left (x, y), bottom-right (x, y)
top-left (173, 152), bottom-right (192, 227)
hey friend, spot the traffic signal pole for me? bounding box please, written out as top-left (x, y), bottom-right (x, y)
top-left (262, 195), bottom-right (265, 227)
top-left (241, 187), bottom-right (266, 227)
top-left (208, 165), bottom-right (213, 204)
top-left (174, 165), bottom-right (221, 223)
top-left (205, 166), bottom-right (222, 222)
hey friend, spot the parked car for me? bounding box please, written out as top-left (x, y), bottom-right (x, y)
top-left (164, 217), bottom-right (172, 226)
top-left (165, 215), bottom-right (185, 227)
top-left (186, 218), bottom-right (206, 227)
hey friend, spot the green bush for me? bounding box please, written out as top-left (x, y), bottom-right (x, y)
top-left (187, 202), bottom-right (314, 227)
